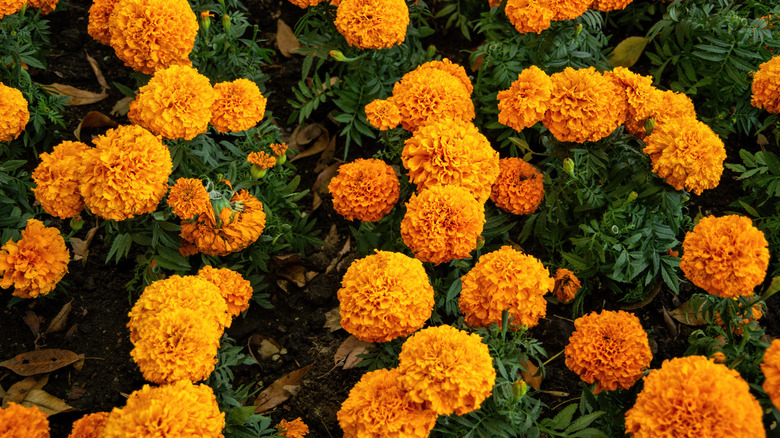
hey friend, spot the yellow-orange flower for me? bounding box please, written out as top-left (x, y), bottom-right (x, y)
top-left (167, 178), bottom-right (211, 220)
top-left (108, 0), bottom-right (197, 74)
top-left (210, 79), bottom-right (267, 133)
top-left (498, 66), bottom-right (553, 131)
top-left (650, 90), bottom-right (697, 128)
top-left (27, 0), bottom-right (57, 13)
top-left (198, 265), bottom-right (253, 318)
top-left (79, 125), bottom-right (172, 221)
top-left (604, 67), bottom-right (657, 136)
top-left (565, 310), bottom-right (651, 393)
top-left (276, 418), bottom-right (309, 438)
top-left (271, 142), bottom-right (288, 156)
top-left (365, 99), bottom-right (402, 130)
top-left (247, 151), bottom-right (277, 169)
top-left (397, 325), bottom-right (496, 416)
top-left (0, 0), bottom-right (25, 19)
top-left (751, 55), bottom-right (780, 113)
top-left (0, 219), bottom-right (69, 299)
top-left (762, 339), bottom-right (780, 410)
top-left (592, 0), bottom-right (633, 12)
top-left (401, 185), bottom-right (485, 265)
top-left (102, 381), bottom-right (225, 438)
top-left (128, 65), bottom-right (215, 140)
top-left (0, 83), bottom-right (29, 142)
top-left (338, 368), bottom-right (437, 438)
top-left (328, 158), bottom-right (400, 222)
top-left (490, 157), bottom-right (545, 215)
top-left (680, 215), bottom-right (769, 298)
top-left (87, 0), bottom-right (120, 45)
top-left (335, 0), bottom-right (409, 49)
top-left (505, 0), bottom-right (554, 34)
top-left (415, 58), bottom-right (473, 94)
top-left (459, 246), bottom-right (554, 329)
top-left (338, 251), bottom-right (433, 342)
top-left (544, 67), bottom-right (627, 143)
top-left (287, 0), bottom-right (329, 7)
top-left (0, 403), bottom-right (49, 438)
top-left (32, 141), bottom-right (91, 219)
top-left (625, 356), bottom-right (764, 437)
top-left (550, 0), bottom-right (591, 20)
top-left (68, 412), bottom-right (109, 438)
top-left (552, 268), bottom-right (580, 303)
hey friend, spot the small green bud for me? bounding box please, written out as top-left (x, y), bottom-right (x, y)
top-left (69, 215), bottom-right (84, 231)
top-left (329, 50), bottom-right (346, 62)
top-left (222, 14), bottom-right (231, 31)
top-left (644, 117), bottom-right (655, 136)
top-left (475, 235), bottom-right (485, 251)
top-left (627, 191), bottom-right (638, 203)
top-left (200, 11), bottom-right (213, 32)
top-left (426, 45), bottom-right (437, 59)
top-left (276, 153), bottom-right (287, 166)
top-left (250, 165), bottom-right (268, 179)
top-left (512, 380), bottom-right (528, 402)
top-left (575, 23), bottom-right (583, 36)
top-left (563, 158), bottom-right (575, 178)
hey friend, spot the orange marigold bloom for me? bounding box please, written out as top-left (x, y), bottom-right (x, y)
top-left (402, 118), bottom-right (499, 203)
top-left (552, 268), bottom-right (580, 303)
top-left (498, 66), bottom-right (553, 131)
top-left (0, 0), bottom-right (25, 19)
top-left (625, 356), bottom-right (764, 437)
top-left (79, 125), bottom-right (172, 221)
top-left (680, 215), bottom-right (769, 298)
top-left (490, 157), bottom-right (545, 215)
top-left (338, 368), bottom-right (437, 438)
top-left (401, 185), bottom-right (485, 265)
top-left (198, 265), bottom-right (253, 318)
top-left (459, 246), bottom-right (554, 329)
top-left (102, 381), bottom-right (225, 438)
top-left (338, 251), bottom-right (433, 342)
top-left (643, 117), bottom-right (725, 195)
top-left (488, 0), bottom-right (500, 6)
top-left (712, 351), bottom-right (727, 363)
top-left (32, 141), bottom-right (90, 219)
top-left (644, 89), bottom-right (697, 136)
top-left (591, 0), bottom-right (633, 12)
top-left (565, 310), bottom-right (651, 393)
top-left (415, 58), bottom-right (473, 94)
top-left (210, 79), bottom-right (267, 133)
top-left (328, 158), bottom-right (400, 222)
top-left (287, 0), bottom-right (328, 7)
top-left (108, 0), bottom-right (197, 74)
top-left (544, 67), bottom-right (627, 143)
top-left (27, 0), bottom-right (57, 13)
top-left (168, 178), bottom-right (211, 220)
top-left (128, 65), bottom-right (215, 140)
top-left (0, 403), bottom-right (49, 438)
top-left (87, 0), bottom-right (120, 45)
top-left (270, 142), bottom-right (288, 156)
top-left (0, 83), bottom-right (29, 142)
top-left (276, 418), bottom-right (309, 438)
top-left (550, 0), bottom-right (591, 20)
top-left (505, 0), bottom-right (554, 34)
top-left (68, 412), bottom-right (110, 438)
top-left (247, 151), bottom-right (277, 169)
top-left (751, 54), bottom-right (780, 114)
top-left (335, 0), bottom-right (409, 49)
top-left (762, 339), bottom-right (780, 410)
top-left (604, 67), bottom-right (656, 136)
top-left (397, 325), bottom-right (496, 416)
top-left (365, 99), bottom-right (402, 130)
top-left (0, 219), bottom-right (69, 299)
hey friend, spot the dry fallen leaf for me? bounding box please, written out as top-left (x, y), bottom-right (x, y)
top-left (248, 334), bottom-right (284, 361)
top-left (272, 253), bottom-right (301, 266)
top-left (70, 226), bottom-right (98, 265)
top-left (74, 111), bottom-right (117, 142)
top-left (608, 36), bottom-right (650, 68)
top-left (520, 358), bottom-right (542, 390)
top-left (23, 310), bottom-right (43, 340)
top-left (45, 299), bottom-right (73, 334)
top-left (334, 335), bottom-right (373, 370)
top-left (253, 364), bottom-right (313, 413)
top-left (323, 307), bottom-right (342, 332)
top-left (21, 389), bottom-right (76, 416)
top-left (313, 135), bottom-right (337, 173)
top-left (67, 385), bottom-right (86, 401)
top-left (662, 306), bottom-right (678, 337)
top-left (110, 96), bottom-right (133, 117)
top-left (85, 51), bottom-right (109, 92)
top-left (2, 374), bottom-right (49, 407)
top-left (312, 162), bottom-right (341, 195)
top-left (276, 19), bottom-right (301, 58)
top-left (669, 298), bottom-right (708, 326)
top-left (290, 126), bottom-right (327, 161)
top-left (42, 83), bottom-right (108, 106)
top-left (0, 349), bottom-right (84, 376)
top-left (278, 265), bottom-right (307, 288)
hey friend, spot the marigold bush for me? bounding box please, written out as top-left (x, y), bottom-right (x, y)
top-left (762, 339), bottom-right (780, 410)
top-left (751, 54), bottom-right (780, 114)
top-left (552, 268), bottom-right (580, 303)
top-left (32, 141), bottom-right (90, 219)
top-left (198, 265), bottom-right (253, 318)
top-left (498, 66), bottom-right (553, 132)
top-left (334, 0), bottom-right (409, 49)
top-left (78, 125), bottom-right (172, 221)
top-left (338, 251), bottom-right (433, 342)
top-left (167, 178), bottom-right (211, 220)
top-left (490, 157), bottom-right (545, 215)
top-left (276, 418), bottom-right (309, 438)
top-left (365, 99), bottom-right (402, 130)
top-left (0, 219), bottom-right (69, 299)
top-left (328, 158), bottom-right (400, 222)
top-left (68, 412), bottom-right (109, 438)
top-left (338, 368), bottom-right (437, 438)
top-left (397, 325), bottom-right (496, 416)
top-left (565, 310), bottom-right (652, 393)
top-left (680, 215), bottom-right (769, 298)
top-left (0, 403), bottom-right (49, 438)
top-left (87, 0), bottom-right (120, 45)
top-left (400, 185), bottom-right (485, 265)
top-left (625, 356), bottom-right (764, 437)
top-left (210, 78), bottom-right (267, 133)
top-left (0, 83), bottom-right (29, 142)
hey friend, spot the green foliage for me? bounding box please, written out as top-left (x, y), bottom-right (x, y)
top-left (433, 0), bottom-right (491, 40)
top-left (0, 160), bottom-right (35, 236)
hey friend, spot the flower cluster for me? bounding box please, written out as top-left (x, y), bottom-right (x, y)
top-left (625, 356), bottom-right (764, 437)
top-left (198, 265), bottom-right (254, 318)
top-left (402, 118), bottom-right (499, 203)
top-left (0, 219), bottom-right (69, 299)
top-left (565, 310), bottom-right (652, 393)
top-left (328, 158), bottom-right (400, 222)
top-left (490, 157), bottom-right (545, 215)
top-left (0, 83), bottom-right (29, 142)
top-left (210, 78), bottom-right (267, 133)
top-left (751, 54), bottom-right (780, 114)
top-left (498, 66), bottom-right (552, 132)
top-left (680, 215), bottom-right (769, 298)
top-left (32, 141), bottom-right (90, 219)
top-left (365, 99), bottom-right (402, 130)
top-left (68, 412), bottom-right (109, 438)
top-left (762, 339), bottom-right (780, 410)
top-left (459, 246), bottom-right (554, 329)
top-left (338, 251), bottom-right (433, 342)
top-left (0, 403), bottom-right (49, 437)
top-left (552, 268), bottom-right (580, 303)
top-left (504, 0), bottom-right (590, 34)
top-left (276, 418), bottom-right (309, 438)
top-left (335, 0), bottom-right (409, 49)
top-left (167, 178), bottom-right (211, 220)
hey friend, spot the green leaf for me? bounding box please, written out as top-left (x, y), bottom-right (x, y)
top-left (565, 412), bottom-right (604, 433)
top-left (608, 36), bottom-right (649, 68)
top-left (738, 200), bottom-right (760, 217)
top-left (549, 404), bottom-right (578, 430)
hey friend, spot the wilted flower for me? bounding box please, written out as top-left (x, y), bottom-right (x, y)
top-left (276, 418), bottom-right (309, 438)
top-left (498, 66), bottom-right (553, 131)
top-left (504, 0), bottom-right (554, 34)
top-left (0, 83), bottom-right (29, 142)
top-left (87, 0), bottom-right (120, 45)
top-left (591, 0), bottom-right (634, 12)
top-left (365, 99), bottom-right (402, 130)
top-left (680, 215), bottom-right (769, 298)
top-left (68, 412), bottom-right (109, 438)
top-left (625, 356), bottom-right (764, 437)
top-left (335, 0), bottom-right (409, 49)
top-left (328, 158), bottom-right (400, 222)
top-left (167, 178), bottom-right (211, 220)
top-left (459, 246), bottom-right (554, 329)
top-left (490, 157), bottom-right (545, 215)
top-left (198, 265), bottom-right (253, 318)
top-left (0, 403), bottom-right (49, 438)
top-left (32, 141), bottom-right (91, 219)
top-left (762, 339), bottom-right (780, 410)
top-left (210, 79), bottom-right (267, 133)
top-left (751, 54), bottom-right (780, 114)
top-left (0, 219), bottom-right (69, 299)
top-left (552, 268), bottom-right (580, 303)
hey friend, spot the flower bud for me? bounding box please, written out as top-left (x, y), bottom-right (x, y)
top-left (475, 235), bottom-right (485, 251)
top-left (644, 117), bottom-right (655, 136)
top-left (276, 153), bottom-right (287, 166)
top-left (563, 158), bottom-right (575, 178)
top-left (512, 380), bottom-right (528, 402)
top-left (575, 23), bottom-right (583, 36)
top-left (69, 214), bottom-right (84, 231)
top-left (329, 50), bottom-right (346, 62)
top-left (426, 45), bottom-right (437, 59)
top-left (222, 14), bottom-right (231, 31)
top-left (250, 165), bottom-right (268, 179)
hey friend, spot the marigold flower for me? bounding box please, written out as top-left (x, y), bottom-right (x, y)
top-left (365, 99), bottom-right (402, 130)
top-left (762, 339), bottom-right (780, 410)
top-left (544, 67), bottom-right (627, 143)
top-left (247, 151), bottom-right (277, 169)
top-left (198, 265), bottom-right (253, 318)
top-left (401, 185), bottom-right (485, 265)
top-left (32, 141), bottom-right (91, 219)
top-left (108, 0), bottom-right (197, 74)
top-left (128, 65), bottom-right (215, 140)
top-left (552, 268), bottom-right (580, 303)
top-left (498, 66), bottom-right (553, 131)
top-left (287, 0), bottom-right (329, 7)
top-left (415, 58), bottom-right (473, 94)
top-left (645, 89), bottom-right (697, 135)
top-left (505, 0), bottom-right (554, 34)
top-left (565, 310), bottom-right (651, 393)
top-left (68, 412), bottom-right (110, 438)
top-left (490, 157), bottom-right (545, 215)
top-left (102, 381), bottom-right (225, 438)
top-left (711, 351), bottom-right (727, 363)
top-left (604, 67), bottom-right (656, 136)
top-left (168, 178), bottom-right (211, 220)
top-left (79, 125), bottom-right (172, 221)
top-left (680, 215), bottom-right (769, 298)
top-left (87, 0), bottom-right (120, 45)
top-left (0, 83), bottom-right (29, 142)
top-left (0, 403), bottom-right (49, 438)
top-left (335, 0), bottom-right (409, 49)
top-left (27, 0), bottom-right (57, 13)
top-left (397, 325), bottom-right (495, 415)
top-left (210, 79), bottom-right (267, 133)
top-left (550, 0), bottom-right (591, 20)
top-left (459, 246), bottom-right (554, 329)
top-left (271, 142), bottom-right (288, 156)
top-left (625, 356), bottom-right (764, 437)
top-left (592, 0), bottom-right (633, 12)
top-left (276, 418), bottom-right (309, 438)
top-left (751, 55), bottom-right (780, 113)
top-left (0, 219), bottom-right (69, 299)
top-left (328, 158), bottom-right (400, 222)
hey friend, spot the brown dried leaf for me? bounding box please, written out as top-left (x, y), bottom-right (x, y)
top-left (661, 306), bottom-right (678, 336)
top-left (253, 364), bottom-right (313, 413)
top-left (70, 226), bottom-right (98, 265)
top-left (110, 96), bottom-right (133, 117)
top-left (21, 389), bottom-right (76, 416)
top-left (45, 300), bottom-right (73, 334)
top-left (669, 298), bottom-right (707, 326)
top-left (520, 358), bottom-right (542, 390)
top-left (272, 253), bottom-right (301, 266)
top-left (291, 126), bottom-right (326, 161)
top-left (42, 83), bottom-right (108, 106)
top-left (67, 385), bottom-right (86, 401)
top-left (248, 334), bottom-right (282, 360)
top-left (64, 324), bottom-right (78, 341)
top-left (0, 385), bottom-right (5, 399)
top-left (74, 111), bottom-right (117, 142)
top-left (0, 349), bottom-right (83, 376)
top-left (322, 224), bottom-right (339, 249)
top-left (311, 193), bottom-right (322, 213)
top-left (278, 265), bottom-right (307, 288)
top-left (323, 307), bottom-right (342, 332)
top-left (23, 310), bottom-right (43, 339)
top-left (276, 19), bottom-right (301, 58)
top-left (313, 135), bottom-right (337, 173)
top-left (334, 335), bottom-right (373, 370)
top-left (312, 162), bottom-right (342, 195)
top-left (2, 374), bottom-right (49, 407)
top-left (85, 51), bottom-right (109, 91)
